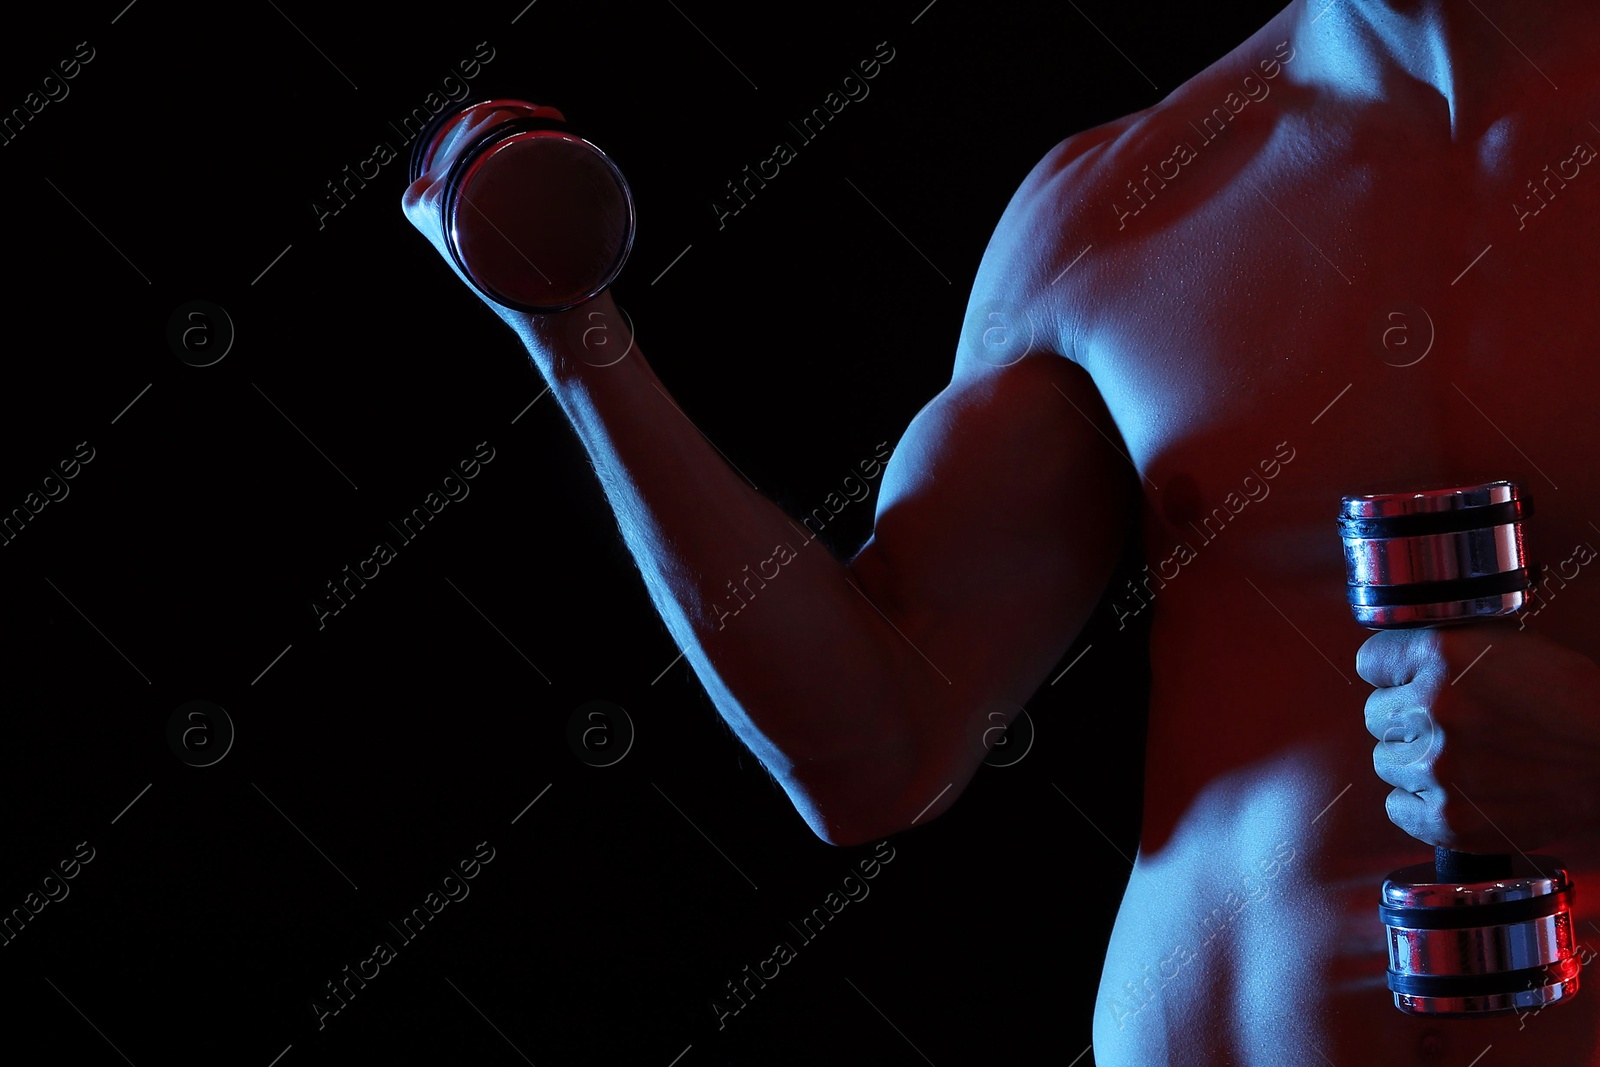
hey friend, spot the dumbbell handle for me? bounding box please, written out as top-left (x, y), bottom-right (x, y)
top-left (1436, 846), bottom-right (1512, 883)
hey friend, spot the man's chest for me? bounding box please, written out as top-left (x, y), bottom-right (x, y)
top-left (1064, 130), bottom-right (1600, 612)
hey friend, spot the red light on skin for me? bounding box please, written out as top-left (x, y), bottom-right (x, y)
top-left (414, 99), bottom-right (565, 180)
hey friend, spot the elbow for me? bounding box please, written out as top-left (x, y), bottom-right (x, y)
top-left (788, 789), bottom-right (887, 847)
top-left (773, 691), bottom-right (975, 846)
top-left (798, 805), bottom-right (909, 850)
top-left (804, 812), bottom-right (893, 849)
top-left (782, 760), bottom-right (960, 847)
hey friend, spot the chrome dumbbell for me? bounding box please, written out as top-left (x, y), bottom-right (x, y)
top-left (1339, 481), bottom-right (1579, 1016)
top-left (409, 98), bottom-right (635, 313)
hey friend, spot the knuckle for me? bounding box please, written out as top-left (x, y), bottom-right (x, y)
top-left (1407, 630), bottom-right (1440, 675)
top-left (1417, 741), bottom-right (1446, 777)
top-left (401, 178), bottom-right (432, 216)
top-left (1404, 717), bottom-right (1442, 769)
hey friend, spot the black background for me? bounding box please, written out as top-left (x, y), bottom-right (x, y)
top-left (0, 2), bottom-right (1288, 1064)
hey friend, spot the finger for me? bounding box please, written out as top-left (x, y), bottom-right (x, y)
top-left (1356, 628), bottom-right (1442, 687)
top-left (1363, 682), bottom-right (1423, 740)
top-left (429, 105), bottom-right (526, 174)
top-left (1373, 728), bottom-right (1441, 791)
top-left (1384, 786), bottom-right (1440, 846)
top-left (402, 171), bottom-right (441, 228)
top-left (403, 104), bottom-right (530, 222)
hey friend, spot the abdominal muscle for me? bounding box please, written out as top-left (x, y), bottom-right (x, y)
top-left (1089, 583), bottom-right (1600, 1066)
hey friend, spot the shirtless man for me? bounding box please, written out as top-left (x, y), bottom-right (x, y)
top-left (405, 2), bottom-right (1600, 1062)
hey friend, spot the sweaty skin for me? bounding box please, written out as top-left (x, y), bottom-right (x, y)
top-left (406, 2), bottom-right (1600, 1063)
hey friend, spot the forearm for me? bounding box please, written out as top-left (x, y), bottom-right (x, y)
top-left (519, 303), bottom-right (941, 842)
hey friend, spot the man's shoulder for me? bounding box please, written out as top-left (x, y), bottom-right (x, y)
top-left (965, 16), bottom-right (1304, 366)
top-left (1022, 34), bottom-right (1303, 241)
top-left (971, 71), bottom-right (1292, 363)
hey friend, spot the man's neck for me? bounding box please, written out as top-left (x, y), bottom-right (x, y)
top-left (1284, 0), bottom-right (1591, 139)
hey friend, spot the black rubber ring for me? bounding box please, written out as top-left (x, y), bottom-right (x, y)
top-left (1339, 498), bottom-right (1529, 540)
top-left (1387, 958), bottom-right (1578, 998)
top-left (1349, 568), bottom-right (1534, 608)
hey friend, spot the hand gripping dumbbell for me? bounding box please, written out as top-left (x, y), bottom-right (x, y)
top-left (408, 98), bottom-right (635, 312)
top-left (1339, 481), bottom-right (1580, 1016)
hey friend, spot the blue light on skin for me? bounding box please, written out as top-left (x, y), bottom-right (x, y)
top-left (1285, 0), bottom-right (1591, 145)
top-left (1095, 749), bottom-right (1338, 1066)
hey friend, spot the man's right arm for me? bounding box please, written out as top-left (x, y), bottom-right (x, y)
top-left (404, 129), bottom-right (1134, 846)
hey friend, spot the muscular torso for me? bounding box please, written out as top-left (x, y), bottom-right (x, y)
top-left (1031, 8), bottom-right (1600, 1064)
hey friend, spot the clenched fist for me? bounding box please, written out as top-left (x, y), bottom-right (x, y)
top-left (1358, 624), bottom-right (1600, 854)
top-left (400, 100), bottom-right (632, 372)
